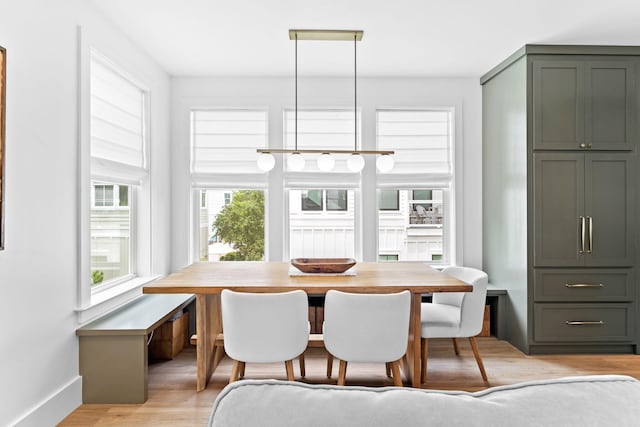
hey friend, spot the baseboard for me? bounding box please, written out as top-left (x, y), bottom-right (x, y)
top-left (12, 376), bottom-right (82, 427)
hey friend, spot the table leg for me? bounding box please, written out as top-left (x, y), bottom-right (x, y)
top-left (404, 293), bottom-right (421, 387)
top-left (196, 294), bottom-right (221, 391)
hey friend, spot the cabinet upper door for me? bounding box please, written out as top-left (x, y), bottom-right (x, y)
top-left (584, 154), bottom-right (634, 266)
top-left (533, 153), bottom-right (585, 267)
top-left (533, 59), bottom-right (636, 151)
top-left (533, 61), bottom-right (584, 150)
top-left (585, 61), bottom-right (635, 151)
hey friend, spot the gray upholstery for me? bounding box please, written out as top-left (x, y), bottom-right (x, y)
top-left (208, 375), bottom-right (640, 427)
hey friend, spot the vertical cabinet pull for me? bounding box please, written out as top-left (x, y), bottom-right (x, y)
top-left (578, 216), bottom-right (586, 254)
top-left (587, 216), bottom-right (593, 253)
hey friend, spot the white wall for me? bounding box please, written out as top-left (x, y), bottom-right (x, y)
top-left (0, 1), bottom-right (171, 425)
top-left (171, 77), bottom-right (482, 269)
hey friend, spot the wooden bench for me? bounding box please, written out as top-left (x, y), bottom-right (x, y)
top-left (76, 293), bottom-right (194, 403)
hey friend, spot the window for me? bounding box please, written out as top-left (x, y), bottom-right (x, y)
top-left (198, 189), bottom-right (265, 262)
top-left (89, 50), bottom-right (147, 289)
top-left (300, 189), bottom-right (348, 212)
top-left (379, 190), bottom-right (399, 211)
top-left (191, 109), bottom-right (269, 262)
top-left (377, 110), bottom-right (453, 264)
top-left (289, 189), bottom-right (355, 259)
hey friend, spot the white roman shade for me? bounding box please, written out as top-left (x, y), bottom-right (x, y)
top-left (284, 109), bottom-right (359, 174)
top-left (377, 110), bottom-right (452, 176)
top-left (191, 109), bottom-right (268, 175)
top-left (90, 51), bottom-right (147, 184)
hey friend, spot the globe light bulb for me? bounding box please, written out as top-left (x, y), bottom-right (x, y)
top-left (376, 154), bottom-right (395, 172)
top-left (317, 153), bottom-right (335, 172)
top-left (287, 153), bottom-right (305, 171)
top-left (347, 153), bottom-right (365, 172)
top-left (257, 152), bottom-right (276, 171)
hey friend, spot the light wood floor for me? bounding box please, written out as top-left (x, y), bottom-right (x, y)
top-left (59, 337), bottom-right (640, 426)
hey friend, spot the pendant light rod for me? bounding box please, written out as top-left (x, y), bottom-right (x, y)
top-left (354, 33), bottom-right (357, 152)
top-left (294, 32), bottom-right (298, 151)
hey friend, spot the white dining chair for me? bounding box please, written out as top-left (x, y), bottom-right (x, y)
top-left (221, 289), bottom-right (309, 383)
top-left (323, 290), bottom-right (411, 386)
top-left (420, 266), bottom-right (489, 383)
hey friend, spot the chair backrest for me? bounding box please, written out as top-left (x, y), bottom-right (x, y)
top-left (323, 290), bottom-right (411, 363)
top-left (221, 290), bottom-right (309, 363)
top-left (434, 266), bottom-right (488, 337)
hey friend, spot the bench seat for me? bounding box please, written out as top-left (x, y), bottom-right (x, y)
top-left (77, 293), bottom-right (194, 403)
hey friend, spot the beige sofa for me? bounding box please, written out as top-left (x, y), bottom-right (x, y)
top-left (208, 375), bottom-right (640, 426)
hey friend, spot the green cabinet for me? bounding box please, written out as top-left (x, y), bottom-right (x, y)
top-left (534, 153), bottom-right (633, 267)
top-left (533, 60), bottom-right (635, 151)
top-left (482, 45), bottom-right (639, 354)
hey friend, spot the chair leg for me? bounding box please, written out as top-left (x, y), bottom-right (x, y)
top-left (299, 353), bottom-right (306, 378)
top-left (285, 360), bottom-right (295, 381)
top-left (390, 360), bottom-right (403, 387)
top-left (230, 360), bottom-right (242, 383)
top-left (239, 361), bottom-right (245, 379)
top-left (469, 336), bottom-right (488, 381)
top-left (452, 338), bottom-right (459, 355)
top-left (337, 360), bottom-right (348, 386)
top-left (421, 338), bottom-right (428, 384)
top-left (385, 362), bottom-right (392, 378)
top-left (327, 353), bottom-right (334, 378)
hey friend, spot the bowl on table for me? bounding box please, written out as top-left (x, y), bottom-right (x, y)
top-left (291, 258), bottom-right (356, 274)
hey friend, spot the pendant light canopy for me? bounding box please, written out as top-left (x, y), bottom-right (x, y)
top-left (257, 29), bottom-right (394, 172)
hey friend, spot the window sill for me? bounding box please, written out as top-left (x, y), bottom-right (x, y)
top-left (76, 275), bottom-right (161, 325)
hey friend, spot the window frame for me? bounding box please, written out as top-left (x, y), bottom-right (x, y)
top-left (77, 39), bottom-right (154, 322)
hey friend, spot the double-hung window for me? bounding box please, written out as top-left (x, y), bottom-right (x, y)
top-left (89, 51), bottom-right (148, 289)
top-left (376, 109), bottom-right (454, 264)
top-left (285, 109), bottom-right (359, 259)
top-left (191, 109), bottom-right (267, 262)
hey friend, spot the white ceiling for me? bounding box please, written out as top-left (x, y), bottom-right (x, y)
top-left (90, 0), bottom-right (640, 78)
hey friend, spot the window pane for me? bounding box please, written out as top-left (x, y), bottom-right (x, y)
top-left (301, 190), bottom-right (323, 211)
top-left (118, 186), bottom-right (128, 207)
top-left (378, 189), bottom-right (445, 263)
top-left (379, 190), bottom-right (399, 210)
top-left (91, 181), bottom-right (131, 285)
top-left (198, 189), bottom-right (265, 262)
top-left (326, 190), bottom-right (347, 211)
top-left (289, 189), bottom-right (355, 258)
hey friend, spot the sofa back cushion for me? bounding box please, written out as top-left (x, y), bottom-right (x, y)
top-left (208, 375), bottom-right (640, 427)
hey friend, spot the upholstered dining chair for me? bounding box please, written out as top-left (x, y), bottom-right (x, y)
top-left (420, 266), bottom-right (489, 383)
top-left (323, 290), bottom-right (411, 386)
top-left (220, 289), bottom-right (309, 383)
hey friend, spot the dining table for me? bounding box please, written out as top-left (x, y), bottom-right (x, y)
top-left (143, 261), bottom-right (472, 390)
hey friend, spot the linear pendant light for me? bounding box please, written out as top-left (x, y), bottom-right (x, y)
top-left (256, 29), bottom-right (394, 172)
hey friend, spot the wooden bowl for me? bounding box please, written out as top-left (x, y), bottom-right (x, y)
top-left (291, 258), bottom-right (356, 274)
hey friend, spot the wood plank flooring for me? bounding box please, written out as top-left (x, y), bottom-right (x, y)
top-left (59, 337), bottom-right (640, 426)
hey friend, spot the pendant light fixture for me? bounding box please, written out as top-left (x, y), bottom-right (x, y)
top-left (257, 29), bottom-right (394, 172)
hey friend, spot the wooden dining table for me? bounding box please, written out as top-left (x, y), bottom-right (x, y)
top-left (143, 261), bottom-right (471, 390)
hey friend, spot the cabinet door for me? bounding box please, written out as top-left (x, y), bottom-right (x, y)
top-left (585, 61), bottom-right (635, 151)
top-left (533, 153), bottom-right (585, 266)
top-left (533, 61), bottom-right (584, 150)
top-left (584, 154), bottom-right (634, 266)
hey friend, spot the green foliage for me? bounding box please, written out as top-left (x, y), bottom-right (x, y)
top-left (92, 270), bottom-right (104, 285)
top-left (213, 190), bottom-right (264, 261)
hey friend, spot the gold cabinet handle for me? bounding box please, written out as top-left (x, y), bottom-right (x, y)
top-left (564, 283), bottom-right (604, 288)
top-left (565, 320), bottom-right (604, 326)
top-left (579, 216), bottom-right (585, 253)
top-left (587, 216), bottom-right (593, 253)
